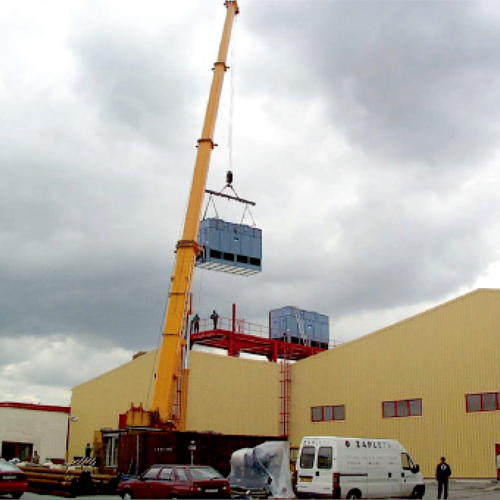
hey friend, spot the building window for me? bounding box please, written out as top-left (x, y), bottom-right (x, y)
top-left (311, 407), bottom-right (323, 422)
top-left (383, 399), bottom-right (422, 418)
top-left (1, 442), bottom-right (33, 462)
top-left (466, 392), bottom-right (500, 412)
top-left (311, 405), bottom-right (346, 422)
top-left (323, 406), bottom-right (333, 421)
top-left (409, 399), bottom-right (422, 415)
top-left (103, 434), bottom-right (120, 468)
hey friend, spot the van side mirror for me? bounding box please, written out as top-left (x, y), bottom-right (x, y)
top-left (412, 464), bottom-right (420, 473)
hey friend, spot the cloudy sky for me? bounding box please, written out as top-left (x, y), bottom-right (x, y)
top-left (2, 0), bottom-right (500, 406)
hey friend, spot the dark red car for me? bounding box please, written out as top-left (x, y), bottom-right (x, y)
top-left (117, 464), bottom-right (231, 499)
top-left (0, 460), bottom-right (28, 499)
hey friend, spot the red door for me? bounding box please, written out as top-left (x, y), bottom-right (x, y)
top-left (174, 467), bottom-right (194, 497)
top-left (134, 466), bottom-right (161, 499)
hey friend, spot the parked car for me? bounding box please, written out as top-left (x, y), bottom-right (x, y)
top-left (0, 459), bottom-right (28, 499)
top-left (117, 464), bottom-right (231, 499)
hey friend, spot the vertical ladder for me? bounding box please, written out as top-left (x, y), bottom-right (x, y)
top-left (279, 350), bottom-right (292, 437)
top-left (172, 301), bottom-right (191, 428)
top-left (172, 371), bottom-right (183, 427)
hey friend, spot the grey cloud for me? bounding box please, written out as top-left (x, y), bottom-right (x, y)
top-left (2, 0), bottom-right (500, 405)
top-left (0, 132), bottom-right (183, 348)
top-left (244, 1), bottom-right (500, 167)
top-left (0, 335), bottom-right (132, 392)
top-left (71, 28), bottom-right (200, 151)
top-left (0, 254), bottom-right (172, 349)
top-left (254, 176), bottom-right (498, 320)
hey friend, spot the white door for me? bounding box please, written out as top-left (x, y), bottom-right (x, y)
top-left (399, 452), bottom-right (416, 497)
top-left (297, 445), bottom-right (320, 496)
top-left (316, 446), bottom-right (334, 496)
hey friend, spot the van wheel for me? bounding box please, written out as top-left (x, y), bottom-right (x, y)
top-left (122, 491), bottom-right (134, 500)
top-left (346, 490), bottom-right (361, 499)
top-left (410, 486), bottom-right (424, 499)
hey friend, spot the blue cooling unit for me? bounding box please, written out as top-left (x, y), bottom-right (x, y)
top-left (269, 306), bottom-right (330, 349)
top-left (196, 218), bottom-right (262, 276)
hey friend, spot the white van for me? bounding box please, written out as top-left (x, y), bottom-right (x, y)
top-left (296, 436), bottom-right (425, 499)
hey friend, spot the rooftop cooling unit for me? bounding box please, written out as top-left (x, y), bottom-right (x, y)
top-left (196, 218), bottom-right (262, 276)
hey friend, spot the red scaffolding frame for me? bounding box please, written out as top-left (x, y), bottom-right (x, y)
top-left (190, 305), bottom-right (326, 362)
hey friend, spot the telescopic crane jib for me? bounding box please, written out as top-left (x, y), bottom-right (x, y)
top-left (150, 1), bottom-right (240, 428)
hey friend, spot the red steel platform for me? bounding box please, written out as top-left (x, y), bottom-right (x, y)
top-left (190, 312), bottom-right (326, 362)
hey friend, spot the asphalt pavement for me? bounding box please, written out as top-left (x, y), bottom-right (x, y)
top-left (4, 479), bottom-right (500, 499)
top-left (422, 479), bottom-right (500, 499)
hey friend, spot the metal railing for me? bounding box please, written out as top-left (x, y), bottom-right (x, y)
top-left (191, 316), bottom-right (344, 347)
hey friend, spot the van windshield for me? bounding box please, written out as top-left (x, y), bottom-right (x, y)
top-left (299, 446), bottom-right (315, 469)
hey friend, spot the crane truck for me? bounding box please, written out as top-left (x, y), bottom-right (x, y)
top-left (128, 1), bottom-right (240, 431)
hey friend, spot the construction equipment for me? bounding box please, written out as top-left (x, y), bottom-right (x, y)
top-left (20, 465), bottom-right (119, 498)
top-left (150, 1), bottom-right (240, 428)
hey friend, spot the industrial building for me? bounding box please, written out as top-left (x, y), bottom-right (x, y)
top-left (0, 402), bottom-right (70, 463)
top-left (70, 288), bottom-right (500, 479)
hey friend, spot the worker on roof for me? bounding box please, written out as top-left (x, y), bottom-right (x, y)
top-left (191, 313), bottom-right (200, 334)
top-left (211, 310), bottom-right (219, 329)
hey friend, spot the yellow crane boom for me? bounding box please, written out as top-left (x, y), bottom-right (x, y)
top-left (151, 1), bottom-right (240, 426)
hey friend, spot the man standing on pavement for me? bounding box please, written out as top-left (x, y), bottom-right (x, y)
top-left (436, 456), bottom-right (452, 499)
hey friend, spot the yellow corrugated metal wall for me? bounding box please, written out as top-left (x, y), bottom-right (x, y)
top-left (69, 289), bottom-right (500, 478)
top-left (186, 351), bottom-right (281, 436)
top-left (69, 350), bottom-right (157, 461)
top-left (290, 289), bottom-right (500, 478)
top-left (69, 350), bottom-right (281, 459)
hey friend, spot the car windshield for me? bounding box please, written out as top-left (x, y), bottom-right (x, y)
top-left (189, 466), bottom-right (223, 480)
top-left (0, 461), bottom-right (23, 473)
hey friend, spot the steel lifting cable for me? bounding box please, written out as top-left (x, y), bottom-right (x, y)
top-left (195, 25), bottom-right (238, 324)
top-left (240, 203), bottom-right (256, 226)
top-left (228, 15), bottom-right (237, 174)
top-left (202, 193), bottom-right (220, 220)
top-left (201, 18), bottom-right (257, 227)
top-left (193, 266), bottom-right (205, 325)
top-left (228, 23), bottom-right (257, 229)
